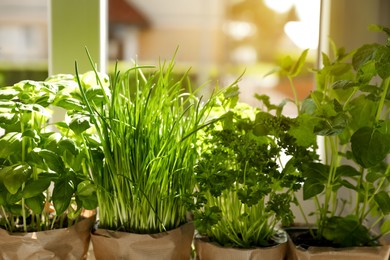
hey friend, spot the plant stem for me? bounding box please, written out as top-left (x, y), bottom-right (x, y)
top-left (375, 76), bottom-right (390, 121)
top-left (362, 165), bottom-right (390, 221)
top-left (288, 76), bottom-right (300, 115)
top-left (1, 206), bottom-right (11, 231)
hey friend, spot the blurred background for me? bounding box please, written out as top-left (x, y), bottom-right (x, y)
top-left (0, 0), bottom-right (389, 115)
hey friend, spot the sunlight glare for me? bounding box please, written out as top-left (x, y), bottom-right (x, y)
top-left (264, 0), bottom-right (294, 13)
top-left (283, 0), bottom-right (321, 49)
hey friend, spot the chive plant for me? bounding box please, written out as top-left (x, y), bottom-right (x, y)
top-left (75, 58), bottom-right (226, 234)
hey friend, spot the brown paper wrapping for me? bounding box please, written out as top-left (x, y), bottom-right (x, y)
top-left (0, 218), bottom-right (93, 260)
top-left (287, 238), bottom-right (390, 260)
top-left (194, 238), bottom-right (287, 260)
top-left (91, 222), bottom-right (195, 260)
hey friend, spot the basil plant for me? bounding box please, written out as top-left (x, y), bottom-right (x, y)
top-left (0, 75), bottom-right (97, 232)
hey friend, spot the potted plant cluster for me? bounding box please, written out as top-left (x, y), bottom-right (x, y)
top-left (192, 51), bottom-right (319, 259)
top-left (2, 23), bottom-right (390, 260)
top-left (284, 24), bottom-right (390, 260)
top-left (0, 76), bottom-right (97, 259)
top-left (65, 54), bottom-right (233, 259)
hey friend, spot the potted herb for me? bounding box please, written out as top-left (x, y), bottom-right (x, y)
top-left (72, 56), bottom-right (229, 259)
top-left (193, 79), bottom-right (318, 260)
top-left (285, 24), bottom-right (390, 259)
top-left (0, 76), bottom-right (97, 259)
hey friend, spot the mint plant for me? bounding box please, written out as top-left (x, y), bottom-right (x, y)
top-left (288, 24), bottom-right (390, 247)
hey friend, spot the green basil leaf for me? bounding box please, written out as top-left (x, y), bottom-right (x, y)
top-left (3, 164), bottom-right (31, 195)
top-left (0, 88), bottom-right (19, 100)
top-left (76, 180), bottom-right (96, 197)
top-left (69, 116), bottom-right (91, 135)
top-left (58, 138), bottom-right (78, 156)
top-left (55, 97), bottom-right (84, 111)
top-left (78, 195), bottom-right (98, 210)
top-left (52, 179), bottom-right (74, 215)
top-left (0, 132), bottom-right (22, 158)
top-left (38, 149), bottom-right (65, 174)
top-left (23, 177), bottom-right (52, 199)
top-left (25, 194), bottom-right (45, 214)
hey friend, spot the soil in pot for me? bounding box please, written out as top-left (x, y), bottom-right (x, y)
top-left (285, 227), bottom-right (390, 260)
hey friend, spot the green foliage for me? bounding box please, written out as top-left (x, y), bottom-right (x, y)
top-left (0, 76), bottom-right (97, 232)
top-left (286, 25), bottom-right (390, 247)
top-left (71, 54), bottom-right (229, 234)
top-left (193, 96), bottom-right (318, 248)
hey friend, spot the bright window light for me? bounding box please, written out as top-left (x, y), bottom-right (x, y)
top-left (224, 21), bottom-right (256, 41)
top-left (283, 0), bottom-right (321, 49)
top-left (264, 0), bottom-right (294, 13)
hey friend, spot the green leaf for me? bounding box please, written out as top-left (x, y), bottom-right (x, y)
top-left (76, 180), bottom-right (96, 197)
top-left (26, 148), bottom-right (46, 168)
top-left (52, 179), bottom-right (74, 215)
top-left (351, 127), bottom-right (390, 168)
top-left (302, 162), bottom-right (329, 181)
top-left (0, 191), bottom-right (6, 206)
top-left (380, 219), bottom-right (390, 235)
top-left (339, 179), bottom-right (357, 190)
top-left (85, 86), bottom-right (106, 104)
top-left (322, 52), bottom-right (331, 66)
top-left (374, 191), bottom-right (390, 214)
top-left (375, 46), bottom-right (390, 79)
top-left (58, 138), bottom-right (78, 156)
top-left (22, 129), bottom-right (40, 146)
top-left (25, 194), bottom-right (45, 214)
top-left (194, 205), bottom-right (222, 235)
top-left (336, 165), bottom-right (360, 177)
top-left (43, 132), bottom-right (61, 152)
top-left (322, 215), bottom-right (372, 247)
top-left (378, 120), bottom-right (390, 135)
top-left (0, 112), bottom-right (18, 128)
top-left (22, 176), bottom-right (52, 199)
top-left (288, 114), bottom-right (317, 147)
top-left (0, 88), bottom-right (19, 100)
top-left (0, 132), bottom-right (22, 158)
top-left (366, 171), bottom-right (383, 182)
top-left (37, 149), bottom-right (65, 174)
top-left (3, 164), bottom-right (31, 194)
top-left (356, 60), bottom-right (376, 83)
top-left (9, 204), bottom-right (25, 216)
top-left (289, 49), bottom-right (309, 77)
top-left (69, 116), bottom-right (91, 135)
top-left (303, 178), bottom-right (324, 200)
top-left (78, 194), bottom-right (98, 210)
top-left (348, 95), bottom-right (377, 131)
top-left (352, 43), bottom-right (380, 71)
top-left (54, 97), bottom-right (84, 110)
